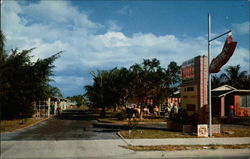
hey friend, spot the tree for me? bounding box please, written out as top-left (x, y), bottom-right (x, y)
top-left (130, 62), bottom-right (149, 118)
top-left (0, 31), bottom-right (7, 62)
top-left (84, 58), bottom-right (181, 118)
top-left (0, 31), bottom-right (62, 119)
top-left (211, 75), bottom-right (222, 89)
top-left (129, 58), bottom-right (178, 119)
top-left (165, 61), bottom-right (181, 98)
top-left (48, 86), bottom-right (63, 97)
top-left (220, 65), bottom-right (248, 89)
top-left (84, 68), bottom-right (132, 117)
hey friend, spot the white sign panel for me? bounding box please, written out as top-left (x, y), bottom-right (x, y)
top-left (197, 124), bottom-right (208, 137)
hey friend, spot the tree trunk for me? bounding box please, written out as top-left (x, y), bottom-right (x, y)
top-left (100, 105), bottom-right (106, 118)
top-left (140, 97), bottom-right (144, 120)
top-left (113, 104), bottom-right (117, 112)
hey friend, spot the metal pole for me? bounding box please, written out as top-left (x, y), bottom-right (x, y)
top-left (209, 30), bottom-right (231, 42)
top-left (39, 100), bottom-right (40, 118)
top-left (208, 14), bottom-right (212, 137)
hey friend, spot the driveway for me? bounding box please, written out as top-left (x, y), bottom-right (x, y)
top-left (1, 109), bottom-right (121, 141)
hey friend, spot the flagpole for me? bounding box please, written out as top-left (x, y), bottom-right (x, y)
top-left (208, 14), bottom-right (212, 137)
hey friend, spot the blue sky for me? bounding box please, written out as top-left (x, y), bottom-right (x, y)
top-left (2, 0), bottom-right (249, 97)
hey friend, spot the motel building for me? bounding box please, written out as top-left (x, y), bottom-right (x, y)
top-left (180, 55), bottom-right (250, 123)
top-left (212, 85), bottom-right (250, 117)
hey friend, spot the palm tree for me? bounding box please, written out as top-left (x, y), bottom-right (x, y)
top-left (220, 65), bottom-right (248, 89)
top-left (211, 75), bottom-right (222, 89)
top-left (0, 30), bottom-right (6, 62)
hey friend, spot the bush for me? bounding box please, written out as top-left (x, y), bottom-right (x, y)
top-left (212, 117), bottom-right (221, 124)
top-left (170, 109), bottom-right (199, 126)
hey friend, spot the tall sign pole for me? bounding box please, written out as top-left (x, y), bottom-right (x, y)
top-left (207, 14), bottom-right (234, 137)
top-left (208, 14), bottom-right (212, 137)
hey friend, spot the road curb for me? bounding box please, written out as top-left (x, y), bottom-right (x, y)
top-left (87, 110), bottom-right (101, 122)
top-left (117, 131), bottom-right (130, 145)
top-left (0, 117), bottom-right (50, 134)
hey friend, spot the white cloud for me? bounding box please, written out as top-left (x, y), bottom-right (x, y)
top-left (106, 20), bottom-right (122, 32)
top-left (232, 21), bottom-right (249, 35)
top-left (22, 1), bottom-right (99, 29)
top-left (116, 6), bottom-right (132, 16)
top-left (2, 1), bottom-right (249, 96)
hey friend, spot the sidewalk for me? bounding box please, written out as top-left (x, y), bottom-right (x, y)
top-left (2, 139), bottom-right (250, 159)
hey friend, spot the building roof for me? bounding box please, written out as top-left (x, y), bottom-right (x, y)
top-left (169, 90), bottom-right (180, 98)
top-left (51, 96), bottom-right (69, 101)
top-left (212, 85), bottom-right (235, 91)
top-left (212, 85), bottom-right (250, 97)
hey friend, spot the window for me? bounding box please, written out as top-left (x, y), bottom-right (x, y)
top-left (184, 87), bottom-right (194, 92)
top-left (240, 95), bottom-right (250, 108)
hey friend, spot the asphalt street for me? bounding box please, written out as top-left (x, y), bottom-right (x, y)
top-left (1, 109), bottom-right (249, 159)
top-left (1, 109), bottom-right (121, 141)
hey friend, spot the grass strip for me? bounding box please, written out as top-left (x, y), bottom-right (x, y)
top-left (0, 118), bottom-right (46, 133)
top-left (119, 129), bottom-right (196, 139)
top-left (119, 127), bottom-right (250, 139)
top-left (120, 144), bottom-right (250, 151)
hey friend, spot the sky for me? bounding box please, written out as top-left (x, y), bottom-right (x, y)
top-left (2, 0), bottom-right (249, 97)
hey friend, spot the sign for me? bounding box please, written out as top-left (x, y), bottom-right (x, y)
top-left (209, 34), bottom-right (237, 73)
top-left (181, 58), bottom-right (195, 83)
top-left (197, 124), bottom-right (208, 137)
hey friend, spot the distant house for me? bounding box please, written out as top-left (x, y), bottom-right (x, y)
top-left (167, 90), bottom-right (181, 104)
top-left (34, 96), bottom-right (70, 117)
top-left (212, 85), bottom-right (250, 117)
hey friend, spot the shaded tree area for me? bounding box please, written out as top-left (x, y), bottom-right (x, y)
top-left (85, 68), bottom-right (132, 117)
top-left (84, 58), bottom-right (181, 117)
top-left (0, 31), bottom-right (62, 119)
top-left (212, 64), bottom-right (250, 89)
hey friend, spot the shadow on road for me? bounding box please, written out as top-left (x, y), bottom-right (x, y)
top-left (57, 109), bottom-right (94, 120)
top-left (1, 110), bottom-right (121, 141)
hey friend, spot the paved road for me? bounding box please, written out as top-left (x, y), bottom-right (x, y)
top-left (1, 109), bottom-right (121, 141)
top-left (1, 109), bottom-right (249, 159)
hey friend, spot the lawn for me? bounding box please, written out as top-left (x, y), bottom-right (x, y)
top-left (119, 129), bottom-right (195, 139)
top-left (213, 127), bottom-right (250, 137)
top-left (119, 126), bottom-right (250, 139)
top-left (90, 109), bottom-right (166, 123)
top-left (0, 118), bottom-right (46, 133)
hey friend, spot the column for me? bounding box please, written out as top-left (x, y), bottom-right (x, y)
top-left (220, 96), bottom-right (225, 117)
